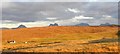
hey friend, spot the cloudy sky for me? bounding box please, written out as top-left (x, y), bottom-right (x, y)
top-left (1, 0), bottom-right (119, 28)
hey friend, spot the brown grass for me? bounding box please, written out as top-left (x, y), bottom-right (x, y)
top-left (2, 26), bottom-right (118, 41)
top-left (1, 26), bottom-right (119, 52)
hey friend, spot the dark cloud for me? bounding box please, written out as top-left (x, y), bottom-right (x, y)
top-left (2, 2), bottom-right (118, 24)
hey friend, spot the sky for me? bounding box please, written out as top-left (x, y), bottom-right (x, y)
top-left (1, 0), bottom-right (119, 28)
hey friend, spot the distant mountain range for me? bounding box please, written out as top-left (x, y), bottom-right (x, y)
top-left (75, 23), bottom-right (89, 26)
top-left (75, 23), bottom-right (118, 26)
top-left (100, 23), bottom-right (111, 26)
top-left (0, 23), bottom-right (119, 30)
top-left (0, 24), bottom-right (27, 30)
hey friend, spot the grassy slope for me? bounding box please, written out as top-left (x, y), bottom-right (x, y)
top-left (1, 26), bottom-right (119, 52)
top-left (2, 26), bottom-right (118, 42)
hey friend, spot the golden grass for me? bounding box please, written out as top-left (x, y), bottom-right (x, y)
top-left (2, 26), bottom-right (118, 41)
top-left (1, 26), bottom-right (119, 52)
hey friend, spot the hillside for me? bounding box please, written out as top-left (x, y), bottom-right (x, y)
top-left (2, 26), bottom-right (119, 52)
top-left (2, 26), bottom-right (118, 41)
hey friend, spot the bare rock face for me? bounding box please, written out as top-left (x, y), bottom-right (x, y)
top-left (17, 24), bottom-right (27, 28)
top-left (49, 23), bottom-right (59, 26)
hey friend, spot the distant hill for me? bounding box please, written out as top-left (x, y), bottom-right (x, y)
top-left (0, 27), bottom-right (10, 30)
top-left (49, 23), bottom-right (59, 26)
top-left (0, 25), bottom-right (27, 30)
top-left (17, 24), bottom-right (27, 28)
top-left (100, 23), bottom-right (111, 26)
top-left (75, 23), bottom-right (89, 26)
top-left (2, 26), bottom-right (118, 42)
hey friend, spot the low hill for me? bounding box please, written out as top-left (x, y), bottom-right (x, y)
top-left (0, 27), bottom-right (10, 30)
top-left (2, 26), bottom-right (118, 42)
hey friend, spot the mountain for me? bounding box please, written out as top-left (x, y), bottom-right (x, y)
top-left (49, 24), bottom-right (54, 26)
top-left (0, 27), bottom-right (10, 30)
top-left (49, 23), bottom-right (59, 26)
top-left (54, 23), bottom-right (59, 26)
top-left (17, 24), bottom-right (27, 28)
top-left (75, 23), bottom-right (89, 26)
top-left (100, 23), bottom-right (111, 26)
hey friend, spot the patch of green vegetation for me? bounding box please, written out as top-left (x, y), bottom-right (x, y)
top-left (32, 38), bottom-right (64, 43)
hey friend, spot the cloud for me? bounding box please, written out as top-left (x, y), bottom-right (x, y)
top-left (66, 8), bottom-right (80, 13)
top-left (102, 15), bottom-right (112, 18)
top-left (18, 21), bottom-right (52, 27)
top-left (1, 2), bottom-right (118, 28)
top-left (1, 15), bottom-right (118, 28)
top-left (2, 2), bottom-right (118, 21)
top-left (1, 24), bottom-right (17, 28)
top-left (100, 15), bottom-right (117, 21)
top-left (0, 2), bottom-right (11, 8)
top-left (46, 18), bottom-right (57, 20)
top-left (73, 15), bottom-right (94, 19)
top-left (2, 20), bottom-right (15, 22)
top-left (1, 21), bottom-right (53, 28)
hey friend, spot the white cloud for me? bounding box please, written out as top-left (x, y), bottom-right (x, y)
top-left (39, 11), bottom-right (48, 16)
top-left (1, 21), bottom-right (53, 28)
top-left (1, 2), bottom-right (14, 8)
top-left (54, 15), bottom-right (94, 25)
top-left (73, 15), bottom-right (94, 19)
top-left (46, 18), bottom-right (57, 20)
top-left (102, 15), bottom-right (112, 18)
top-left (54, 19), bottom-right (77, 26)
top-left (18, 21), bottom-right (51, 27)
top-left (2, 20), bottom-right (15, 22)
top-left (66, 8), bottom-right (80, 13)
top-left (54, 15), bottom-right (118, 26)
top-left (1, 24), bottom-right (17, 28)
top-left (101, 15), bottom-right (117, 20)
top-left (1, 20), bottom-right (18, 28)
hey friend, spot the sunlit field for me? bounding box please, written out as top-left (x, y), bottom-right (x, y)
top-left (2, 26), bottom-right (119, 52)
